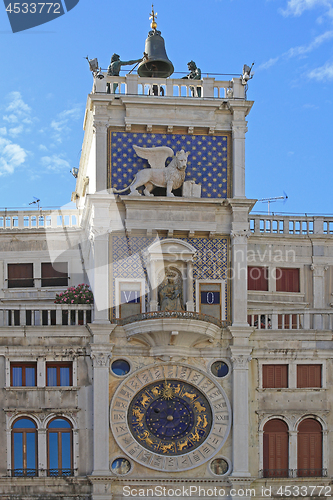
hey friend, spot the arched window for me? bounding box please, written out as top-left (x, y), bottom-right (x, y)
top-left (297, 419), bottom-right (323, 477)
top-left (12, 418), bottom-right (37, 477)
top-left (263, 419), bottom-right (289, 477)
top-left (47, 418), bottom-right (73, 476)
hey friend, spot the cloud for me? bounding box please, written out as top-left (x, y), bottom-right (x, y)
top-left (8, 125), bottom-right (24, 137)
top-left (308, 61), bottom-right (333, 79)
top-left (40, 154), bottom-right (71, 172)
top-left (3, 91), bottom-right (32, 123)
top-left (0, 127), bottom-right (7, 135)
top-left (50, 106), bottom-right (81, 142)
top-left (258, 30), bottom-right (333, 70)
top-left (39, 144), bottom-right (48, 151)
top-left (0, 137), bottom-right (27, 175)
top-left (281, 0), bottom-right (333, 17)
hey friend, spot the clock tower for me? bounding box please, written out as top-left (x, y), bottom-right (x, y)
top-left (73, 11), bottom-right (254, 499)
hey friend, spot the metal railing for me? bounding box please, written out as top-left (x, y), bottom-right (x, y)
top-left (93, 74), bottom-right (245, 100)
top-left (248, 310), bottom-right (333, 331)
top-left (47, 468), bottom-right (75, 477)
top-left (115, 310), bottom-right (229, 328)
top-left (10, 468), bottom-right (38, 477)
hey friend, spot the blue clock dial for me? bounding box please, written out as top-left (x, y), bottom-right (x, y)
top-left (128, 379), bottom-right (212, 456)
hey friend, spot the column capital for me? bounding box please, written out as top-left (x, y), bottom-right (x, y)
top-left (93, 121), bottom-right (108, 134)
top-left (310, 263), bottom-right (328, 276)
top-left (90, 345), bottom-right (113, 368)
top-left (230, 229), bottom-right (251, 244)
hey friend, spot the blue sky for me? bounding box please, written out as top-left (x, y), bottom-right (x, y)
top-left (0, 0), bottom-right (332, 214)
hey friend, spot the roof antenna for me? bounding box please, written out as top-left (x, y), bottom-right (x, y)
top-left (29, 197), bottom-right (41, 210)
top-left (257, 192), bottom-right (288, 215)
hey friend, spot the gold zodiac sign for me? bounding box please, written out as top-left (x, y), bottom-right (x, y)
top-left (161, 382), bottom-right (174, 400)
top-left (132, 407), bottom-right (144, 422)
top-left (189, 429), bottom-right (200, 442)
top-left (197, 415), bottom-right (208, 428)
top-left (138, 430), bottom-right (156, 447)
top-left (194, 401), bottom-right (206, 413)
top-left (159, 442), bottom-right (174, 453)
top-left (173, 384), bottom-right (181, 395)
top-left (183, 391), bottom-right (196, 401)
top-left (140, 393), bottom-right (151, 407)
top-left (178, 440), bottom-right (189, 451)
top-left (151, 386), bottom-right (160, 397)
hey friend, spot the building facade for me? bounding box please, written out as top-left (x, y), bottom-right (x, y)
top-left (0, 25), bottom-right (332, 500)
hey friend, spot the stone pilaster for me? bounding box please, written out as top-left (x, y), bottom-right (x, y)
top-left (230, 229), bottom-right (251, 327)
top-left (90, 327), bottom-right (114, 477)
top-left (93, 121), bottom-right (108, 193)
top-left (311, 263), bottom-right (328, 329)
top-left (229, 345), bottom-right (252, 477)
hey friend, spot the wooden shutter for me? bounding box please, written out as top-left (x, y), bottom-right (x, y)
top-left (298, 419), bottom-right (322, 475)
top-left (263, 419), bottom-right (288, 476)
top-left (276, 268), bottom-right (300, 292)
top-left (248, 267), bottom-right (268, 291)
top-left (8, 263), bottom-right (33, 288)
top-left (297, 365), bottom-right (322, 388)
top-left (263, 365), bottom-right (288, 388)
top-left (41, 263), bottom-right (68, 287)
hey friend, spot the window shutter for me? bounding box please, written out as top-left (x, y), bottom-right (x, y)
top-left (276, 268), bottom-right (300, 293)
top-left (263, 365), bottom-right (288, 388)
top-left (297, 365), bottom-right (322, 388)
top-left (8, 263), bottom-right (33, 288)
top-left (248, 267), bottom-right (268, 291)
top-left (298, 419), bottom-right (322, 474)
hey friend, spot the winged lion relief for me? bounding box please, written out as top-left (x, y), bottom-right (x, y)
top-left (113, 145), bottom-right (189, 197)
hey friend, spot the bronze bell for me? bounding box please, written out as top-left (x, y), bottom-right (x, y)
top-left (138, 29), bottom-right (174, 78)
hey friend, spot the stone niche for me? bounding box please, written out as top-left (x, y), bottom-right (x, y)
top-left (145, 238), bottom-right (196, 312)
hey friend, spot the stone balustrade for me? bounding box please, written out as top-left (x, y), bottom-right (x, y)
top-left (0, 209), bottom-right (81, 231)
top-left (249, 214), bottom-right (333, 236)
top-left (93, 74), bottom-right (244, 99)
top-left (248, 310), bottom-right (333, 331)
top-left (0, 303), bottom-right (92, 327)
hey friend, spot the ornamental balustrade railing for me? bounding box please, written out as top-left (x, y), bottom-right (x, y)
top-left (115, 310), bottom-right (229, 328)
top-left (0, 303), bottom-right (93, 327)
top-left (249, 214), bottom-right (333, 236)
top-left (9, 468), bottom-right (76, 477)
top-left (0, 209), bottom-right (82, 230)
top-left (93, 74), bottom-right (244, 100)
top-left (248, 310), bottom-right (333, 331)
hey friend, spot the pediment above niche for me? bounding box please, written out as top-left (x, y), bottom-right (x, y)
top-left (145, 238), bottom-right (196, 262)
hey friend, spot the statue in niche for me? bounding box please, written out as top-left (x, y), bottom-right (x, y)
top-left (113, 145), bottom-right (189, 197)
top-left (158, 268), bottom-right (184, 312)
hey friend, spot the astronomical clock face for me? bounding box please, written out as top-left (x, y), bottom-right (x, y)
top-left (110, 364), bottom-right (231, 472)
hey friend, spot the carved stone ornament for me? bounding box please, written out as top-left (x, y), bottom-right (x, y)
top-left (231, 355), bottom-right (252, 369)
top-left (91, 351), bottom-right (111, 368)
top-left (112, 145), bottom-right (189, 197)
top-left (230, 229), bottom-right (251, 244)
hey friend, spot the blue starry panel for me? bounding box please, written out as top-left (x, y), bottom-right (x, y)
top-left (108, 131), bottom-right (229, 199)
top-left (111, 235), bottom-right (228, 319)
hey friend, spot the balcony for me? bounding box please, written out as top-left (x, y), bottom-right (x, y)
top-left (249, 214), bottom-right (333, 236)
top-left (93, 73), bottom-right (246, 100)
top-left (0, 303), bottom-right (93, 327)
top-left (116, 311), bottom-right (229, 352)
top-left (259, 469), bottom-right (327, 478)
top-left (0, 208), bottom-right (81, 231)
top-left (248, 310), bottom-right (333, 331)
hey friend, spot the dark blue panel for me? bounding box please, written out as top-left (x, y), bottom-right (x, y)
top-left (49, 418), bottom-right (71, 428)
top-left (63, 0), bottom-right (79, 11)
top-left (3, 1), bottom-right (65, 33)
top-left (200, 291), bottom-right (220, 304)
top-left (25, 367), bottom-right (36, 386)
top-left (12, 367), bottom-right (22, 386)
top-left (110, 132), bottom-right (228, 199)
top-left (47, 367), bottom-right (57, 386)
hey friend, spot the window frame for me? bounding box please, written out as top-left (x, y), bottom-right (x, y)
top-left (11, 417), bottom-right (38, 476)
top-left (46, 362), bottom-right (73, 387)
top-left (47, 417), bottom-right (73, 476)
top-left (10, 362), bottom-right (37, 387)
